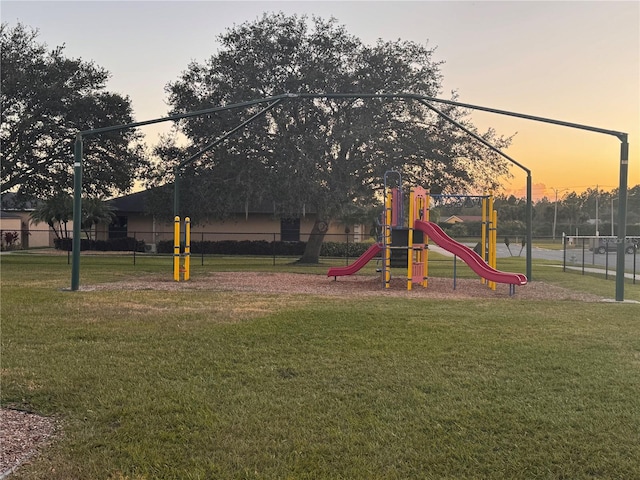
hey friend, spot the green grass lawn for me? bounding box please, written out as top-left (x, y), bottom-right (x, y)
top-left (2, 254), bottom-right (639, 479)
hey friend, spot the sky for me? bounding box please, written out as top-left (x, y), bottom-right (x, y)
top-left (2, 0), bottom-right (639, 201)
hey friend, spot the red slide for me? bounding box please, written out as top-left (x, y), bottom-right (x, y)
top-left (327, 243), bottom-right (383, 278)
top-left (415, 220), bottom-right (527, 286)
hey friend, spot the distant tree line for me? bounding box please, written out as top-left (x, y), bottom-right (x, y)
top-left (433, 185), bottom-right (640, 238)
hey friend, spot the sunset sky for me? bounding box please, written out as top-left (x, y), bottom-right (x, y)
top-left (3, 0), bottom-right (639, 200)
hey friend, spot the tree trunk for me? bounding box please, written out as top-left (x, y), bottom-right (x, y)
top-left (298, 218), bottom-right (329, 264)
top-left (48, 221), bottom-right (61, 240)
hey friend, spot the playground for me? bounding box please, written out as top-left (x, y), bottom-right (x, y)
top-left (165, 171), bottom-right (530, 299)
top-left (323, 172), bottom-right (527, 296)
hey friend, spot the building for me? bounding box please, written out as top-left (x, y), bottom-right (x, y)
top-left (0, 194), bottom-right (52, 249)
top-left (1, 189), bottom-right (371, 250)
top-left (102, 189), bottom-right (369, 251)
top-left (442, 215), bottom-right (483, 224)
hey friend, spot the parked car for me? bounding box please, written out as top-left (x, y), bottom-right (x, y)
top-left (590, 237), bottom-right (639, 254)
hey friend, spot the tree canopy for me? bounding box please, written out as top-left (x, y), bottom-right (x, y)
top-left (150, 13), bottom-right (514, 261)
top-left (1, 23), bottom-right (149, 200)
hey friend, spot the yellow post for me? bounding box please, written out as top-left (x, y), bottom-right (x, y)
top-left (184, 217), bottom-right (191, 281)
top-left (488, 194), bottom-right (495, 268)
top-left (480, 197), bottom-right (487, 285)
top-left (173, 216), bottom-right (180, 281)
top-left (490, 209), bottom-right (498, 290)
top-left (493, 210), bottom-right (498, 278)
top-left (487, 195), bottom-right (495, 289)
top-left (384, 191), bottom-right (392, 289)
top-left (423, 190), bottom-right (430, 288)
top-left (407, 188), bottom-right (414, 291)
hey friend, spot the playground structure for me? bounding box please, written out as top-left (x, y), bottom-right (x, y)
top-left (328, 172), bottom-right (527, 295)
top-left (173, 216), bottom-right (191, 281)
top-left (69, 92), bottom-right (630, 301)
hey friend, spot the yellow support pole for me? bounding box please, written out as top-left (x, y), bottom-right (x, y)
top-left (480, 196), bottom-right (487, 285)
top-left (491, 209), bottom-right (498, 290)
top-left (486, 195), bottom-right (495, 290)
top-left (173, 216), bottom-right (180, 281)
top-left (488, 194), bottom-right (495, 273)
top-left (423, 191), bottom-right (430, 288)
top-left (384, 192), bottom-right (392, 289)
top-left (184, 217), bottom-right (191, 281)
top-left (407, 188), bottom-right (414, 291)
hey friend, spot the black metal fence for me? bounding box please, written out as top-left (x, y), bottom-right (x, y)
top-left (562, 235), bottom-right (638, 284)
top-left (3, 228), bottom-right (638, 285)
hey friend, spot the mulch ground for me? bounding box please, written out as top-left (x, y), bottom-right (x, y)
top-left (79, 272), bottom-right (604, 302)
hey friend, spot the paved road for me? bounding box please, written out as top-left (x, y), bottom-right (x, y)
top-left (528, 245), bottom-right (638, 273)
top-left (430, 242), bottom-right (639, 274)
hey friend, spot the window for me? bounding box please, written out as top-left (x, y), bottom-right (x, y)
top-left (109, 216), bottom-right (128, 239)
top-left (281, 218), bottom-right (300, 242)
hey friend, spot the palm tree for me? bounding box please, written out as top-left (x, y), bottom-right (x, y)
top-left (81, 197), bottom-right (115, 240)
top-left (29, 193), bottom-right (73, 239)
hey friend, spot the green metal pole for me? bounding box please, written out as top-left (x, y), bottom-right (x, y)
top-left (526, 173), bottom-right (533, 281)
top-left (615, 136), bottom-right (629, 301)
top-left (71, 134), bottom-right (83, 291)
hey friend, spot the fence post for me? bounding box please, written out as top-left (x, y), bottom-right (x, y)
top-left (453, 255), bottom-right (457, 290)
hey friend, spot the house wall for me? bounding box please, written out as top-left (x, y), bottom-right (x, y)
top-left (0, 216), bottom-right (21, 231)
top-left (24, 215), bottom-right (55, 248)
top-left (0, 216), bottom-right (21, 249)
top-left (97, 213), bottom-right (370, 245)
top-left (1, 212), bottom-right (54, 248)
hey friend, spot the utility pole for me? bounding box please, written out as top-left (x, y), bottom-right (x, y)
top-left (552, 187), bottom-right (567, 242)
top-left (611, 196), bottom-right (615, 236)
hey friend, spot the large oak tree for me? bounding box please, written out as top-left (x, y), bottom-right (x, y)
top-left (1, 23), bottom-right (148, 201)
top-left (153, 13), bottom-right (512, 262)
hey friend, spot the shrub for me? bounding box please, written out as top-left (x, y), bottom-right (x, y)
top-left (320, 241), bottom-right (372, 257)
top-left (156, 239), bottom-right (371, 257)
top-left (54, 237), bottom-right (145, 252)
top-left (1, 231), bottom-right (20, 251)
